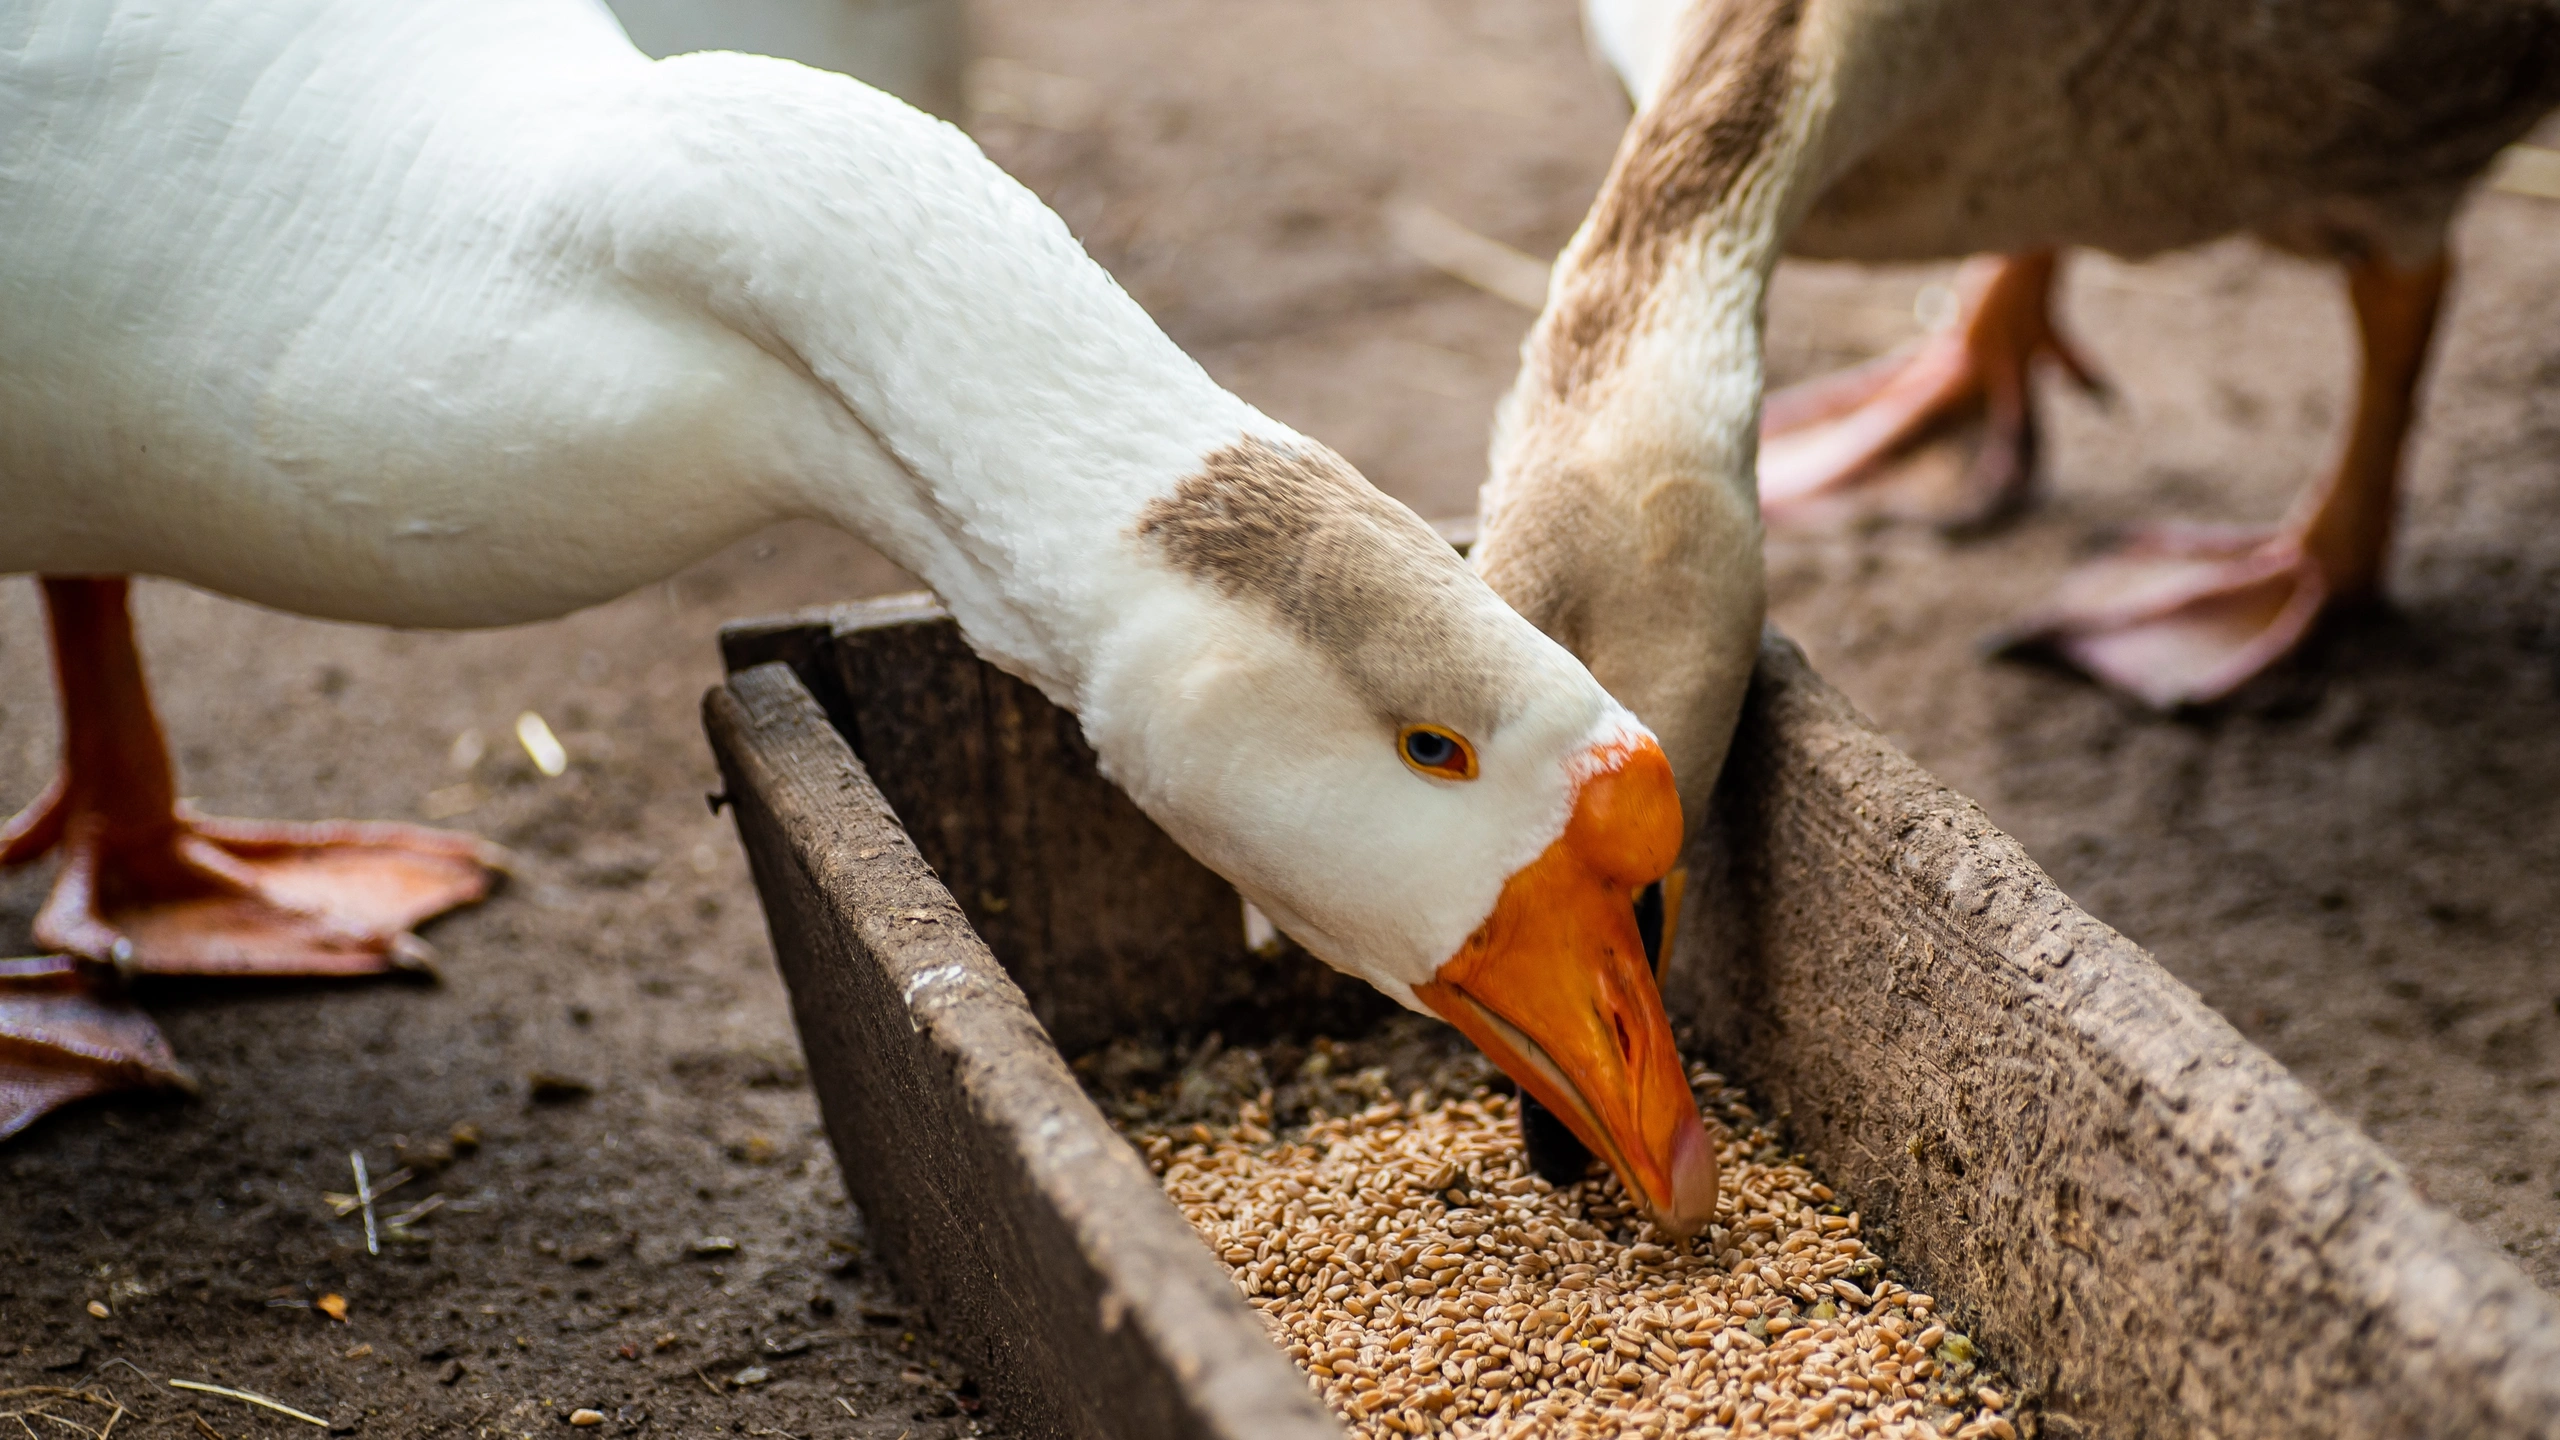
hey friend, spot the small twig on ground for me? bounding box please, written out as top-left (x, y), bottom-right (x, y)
top-left (383, 1193), bottom-right (445, 1228)
top-left (692, 1370), bottom-right (722, 1398)
top-left (351, 1151), bottom-right (380, 1255)
top-left (1385, 199), bottom-right (1551, 312)
top-left (164, 1381), bottom-right (325, 1427)
top-left (85, 1361), bottom-right (153, 1390)
top-left (188, 1416), bottom-right (225, 1440)
top-left (834, 1397), bottom-right (857, 1418)
top-left (322, 1168), bottom-right (413, 1220)
top-left (0, 1386), bottom-right (126, 1440)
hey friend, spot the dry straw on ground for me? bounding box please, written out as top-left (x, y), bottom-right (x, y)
top-left (1098, 1031), bottom-right (2015, 1440)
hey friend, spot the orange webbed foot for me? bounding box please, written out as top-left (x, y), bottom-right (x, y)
top-left (0, 956), bottom-right (194, 1141)
top-left (1990, 525), bottom-right (2329, 709)
top-left (1987, 252), bottom-right (2451, 709)
top-left (11, 804), bottom-right (502, 978)
top-left (1758, 251), bottom-right (2105, 532)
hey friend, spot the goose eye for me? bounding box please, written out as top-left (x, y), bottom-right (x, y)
top-left (1397, 724), bottom-right (1478, 780)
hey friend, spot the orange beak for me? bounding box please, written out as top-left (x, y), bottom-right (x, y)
top-left (1414, 736), bottom-right (1720, 1239)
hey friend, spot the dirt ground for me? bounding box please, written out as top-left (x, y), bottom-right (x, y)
top-left (5, 0), bottom-right (2558, 1434)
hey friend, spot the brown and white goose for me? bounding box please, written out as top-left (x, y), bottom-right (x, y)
top-left (1474, 0), bottom-right (2560, 799)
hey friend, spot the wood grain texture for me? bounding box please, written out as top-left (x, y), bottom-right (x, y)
top-left (704, 662), bottom-right (1342, 1440)
top-left (1672, 629), bottom-right (2560, 1439)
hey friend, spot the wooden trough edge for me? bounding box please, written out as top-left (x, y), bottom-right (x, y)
top-left (705, 662), bottom-right (1341, 1440)
top-left (714, 595), bottom-right (2560, 1440)
top-left (1676, 631), bottom-right (2560, 1439)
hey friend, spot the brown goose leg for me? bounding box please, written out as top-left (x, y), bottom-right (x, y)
top-left (2, 577), bottom-right (499, 975)
top-left (1992, 254), bottom-right (2447, 708)
top-left (1758, 250), bottom-right (2105, 530)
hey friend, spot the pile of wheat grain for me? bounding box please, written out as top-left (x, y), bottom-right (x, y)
top-left (1124, 1066), bottom-right (2014, 1439)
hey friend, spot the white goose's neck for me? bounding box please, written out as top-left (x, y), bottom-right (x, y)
top-left (594, 53), bottom-right (1268, 710)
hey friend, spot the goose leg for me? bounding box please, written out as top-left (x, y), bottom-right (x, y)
top-left (2, 577), bottom-right (499, 975)
top-left (1758, 250), bottom-right (2104, 530)
top-left (1991, 254), bottom-right (2447, 708)
top-left (0, 955), bottom-right (193, 1141)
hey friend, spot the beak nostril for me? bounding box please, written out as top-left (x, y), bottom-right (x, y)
top-left (1613, 1012), bottom-right (1633, 1062)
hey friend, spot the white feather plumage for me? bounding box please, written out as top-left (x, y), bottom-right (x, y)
top-left (1, 0), bottom-right (1646, 1001)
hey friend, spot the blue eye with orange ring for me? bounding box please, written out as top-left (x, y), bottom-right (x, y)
top-left (1397, 723), bottom-right (1478, 780)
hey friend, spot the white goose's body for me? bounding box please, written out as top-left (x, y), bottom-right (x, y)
top-left (0, 0), bottom-right (1718, 1230)
top-left (4, 1), bottom-right (1227, 653)
top-left (2, 0), bottom-right (1504, 950)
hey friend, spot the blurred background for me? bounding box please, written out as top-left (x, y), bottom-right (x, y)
top-left (4, 3), bottom-right (2558, 1434)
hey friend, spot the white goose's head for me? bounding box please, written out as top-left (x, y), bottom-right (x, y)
top-left (1084, 434), bottom-right (1718, 1238)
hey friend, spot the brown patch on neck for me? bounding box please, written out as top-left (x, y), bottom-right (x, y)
top-left (1137, 436), bottom-right (1519, 735)
top-left (1539, 0), bottom-right (1806, 398)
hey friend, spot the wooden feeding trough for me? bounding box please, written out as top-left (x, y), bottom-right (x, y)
top-left (705, 594), bottom-right (2560, 1440)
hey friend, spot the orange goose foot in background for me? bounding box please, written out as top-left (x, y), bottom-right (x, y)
top-left (1757, 250), bottom-right (2107, 532)
top-left (1992, 254), bottom-right (2447, 708)
top-left (1, 576), bottom-right (500, 1135)
top-left (0, 956), bottom-right (193, 1142)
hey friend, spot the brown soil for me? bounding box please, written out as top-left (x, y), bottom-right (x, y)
top-left (4, 1), bottom-right (2556, 1435)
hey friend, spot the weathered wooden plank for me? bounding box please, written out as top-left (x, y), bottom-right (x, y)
top-left (1672, 630), bottom-right (2560, 1439)
top-left (719, 598), bottom-right (898, 722)
top-left (704, 663), bottom-right (1343, 1440)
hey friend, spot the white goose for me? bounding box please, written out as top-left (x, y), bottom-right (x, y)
top-left (0, 0), bottom-right (1719, 1234)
